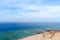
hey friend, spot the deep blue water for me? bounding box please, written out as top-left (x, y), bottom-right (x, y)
top-left (0, 22), bottom-right (60, 40)
top-left (0, 22), bottom-right (42, 32)
top-left (0, 22), bottom-right (60, 32)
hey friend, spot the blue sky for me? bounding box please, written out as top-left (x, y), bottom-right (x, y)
top-left (0, 0), bottom-right (60, 22)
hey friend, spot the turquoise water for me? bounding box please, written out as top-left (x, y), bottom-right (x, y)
top-left (0, 22), bottom-right (60, 40)
top-left (0, 30), bottom-right (42, 40)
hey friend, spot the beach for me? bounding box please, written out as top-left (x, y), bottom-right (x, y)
top-left (18, 31), bottom-right (60, 40)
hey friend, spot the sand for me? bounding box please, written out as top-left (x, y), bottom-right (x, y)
top-left (18, 31), bottom-right (60, 40)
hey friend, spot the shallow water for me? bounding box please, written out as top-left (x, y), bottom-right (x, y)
top-left (0, 22), bottom-right (60, 40)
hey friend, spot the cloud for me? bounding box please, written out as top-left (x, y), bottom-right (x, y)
top-left (1, 5), bottom-right (60, 22)
top-left (0, 0), bottom-right (60, 22)
top-left (16, 5), bottom-right (60, 22)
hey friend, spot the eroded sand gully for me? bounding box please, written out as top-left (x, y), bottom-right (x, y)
top-left (19, 31), bottom-right (60, 40)
top-left (42, 31), bottom-right (57, 38)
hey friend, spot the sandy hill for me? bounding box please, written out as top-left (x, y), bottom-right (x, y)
top-left (18, 31), bottom-right (60, 40)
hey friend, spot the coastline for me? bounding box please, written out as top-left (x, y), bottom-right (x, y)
top-left (18, 31), bottom-right (60, 40)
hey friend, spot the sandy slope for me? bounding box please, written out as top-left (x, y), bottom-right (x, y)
top-left (18, 31), bottom-right (60, 40)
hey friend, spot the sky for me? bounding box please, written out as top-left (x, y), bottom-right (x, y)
top-left (0, 0), bottom-right (60, 22)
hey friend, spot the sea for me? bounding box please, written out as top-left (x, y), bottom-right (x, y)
top-left (0, 22), bottom-right (60, 40)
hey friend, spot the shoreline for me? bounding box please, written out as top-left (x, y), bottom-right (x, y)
top-left (18, 30), bottom-right (60, 40)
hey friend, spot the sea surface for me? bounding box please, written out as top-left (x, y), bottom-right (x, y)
top-left (0, 22), bottom-right (60, 40)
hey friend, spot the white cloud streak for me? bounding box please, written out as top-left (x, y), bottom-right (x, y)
top-left (0, 0), bottom-right (60, 22)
